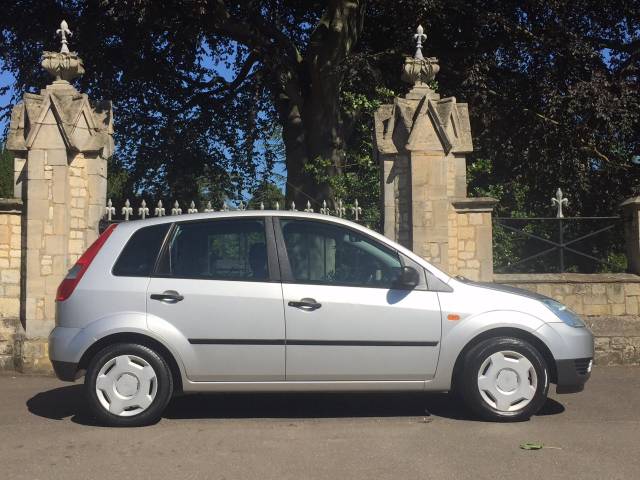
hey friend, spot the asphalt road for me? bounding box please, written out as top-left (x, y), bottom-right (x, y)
top-left (1, 366), bottom-right (638, 480)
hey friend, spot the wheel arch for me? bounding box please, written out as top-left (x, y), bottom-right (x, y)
top-left (78, 332), bottom-right (184, 393)
top-left (450, 327), bottom-right (557, 391)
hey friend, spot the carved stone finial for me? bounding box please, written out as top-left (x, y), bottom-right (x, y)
top-left (401, 25), bottom-right (439, 99)
top-left (414, 25), bottom-right (427, 60)
top-left (56, 20), bottom-right (72, 54)
top-left (42, 20), bottom-right (84, 86)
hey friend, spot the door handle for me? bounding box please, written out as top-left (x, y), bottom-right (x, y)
top-left (150, 290), bottom-right (184, 302)
top-left (288, 298), bottom-right (321, 311)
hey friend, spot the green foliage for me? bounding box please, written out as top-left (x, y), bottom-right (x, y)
top-left (0, 1), bottom-right (638, 235)
top-left (247, 181), bottom-right (284, 210)
top-left (0, 146), bottom-right (13, 198)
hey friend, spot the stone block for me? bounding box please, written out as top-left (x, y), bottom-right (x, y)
top-left (68, 239), bottom-right (84, 255)
top-left (583, 293), bottom-right (608, 305)
top-left (46, 149), bottom-right (68, 166)
top-left (52, 168), bottom-right (67, 203)
top-left (625, 283), bottom-right (640, 296)
top-left (0, 225), bottom-right (9, 244)
top-left (0, 298), bottom-right (20, 317)
top-left (625, 297), bottom-right (639, 315)
top-left (1, 270), bottom-right (20, 284)
top-left (44, 235), bottom-right (65, 255)
top-left (27, 199), bottom-right (51, 220)
top-left (27, 150), bottom-right (46, 179)
top-left (582, 304), bottom-right (610, 316)
top-left (28, 179), bottom-right (49, 200)
top-left (458, 226), bottom-right (475, 240)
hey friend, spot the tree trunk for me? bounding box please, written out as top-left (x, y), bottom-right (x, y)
top-left (279, 0), bottom-right (366, 208)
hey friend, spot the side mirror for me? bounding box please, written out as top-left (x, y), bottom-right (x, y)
top-left (396, 266), bottom-right (420, 289)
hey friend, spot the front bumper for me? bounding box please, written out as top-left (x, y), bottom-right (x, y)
top-left (555, 358), bottom-right (592, 393)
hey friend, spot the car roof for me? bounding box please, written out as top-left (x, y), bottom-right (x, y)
top-left (112, 209), bottom-right (361, 228)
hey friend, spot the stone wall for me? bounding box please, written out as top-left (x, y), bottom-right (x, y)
top-left (496, 273), bottom-right (640, 365)
top-left (0, 200), bottom-right (22, 322)
top-left (447, 199), bottom-right (496, 281)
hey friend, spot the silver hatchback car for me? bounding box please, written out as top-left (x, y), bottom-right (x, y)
top-left (49, 211), bottom-right (593, 426)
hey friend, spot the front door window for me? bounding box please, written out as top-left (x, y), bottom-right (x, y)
top-left (280, 219), bottom-right (402, 288)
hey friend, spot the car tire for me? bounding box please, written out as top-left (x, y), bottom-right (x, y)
top-left (460, 336), bottom-right (549, 422)
top-left (85, 343), bottom-right (174, 427)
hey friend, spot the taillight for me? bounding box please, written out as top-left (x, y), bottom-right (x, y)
top-left (56, 223), bottom-right (118, 302)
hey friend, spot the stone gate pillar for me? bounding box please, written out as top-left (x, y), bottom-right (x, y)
top-left (5, 21), bottom-right (113, 371)
top-left (373, 26), bottom-right (496, 281)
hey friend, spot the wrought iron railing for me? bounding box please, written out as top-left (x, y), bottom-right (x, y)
top-left (100, 197), bottom-right (367, 232)
top-left (493, 189), bottom-right (626, 274)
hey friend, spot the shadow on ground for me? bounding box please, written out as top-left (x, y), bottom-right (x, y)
top-left (26, 384), bottom-right (565, 426)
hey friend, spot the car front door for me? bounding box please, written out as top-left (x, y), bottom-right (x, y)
top-left (276, 218), bottom-right (442, 382)
top-left (147, 216), bottom-right (285, 382)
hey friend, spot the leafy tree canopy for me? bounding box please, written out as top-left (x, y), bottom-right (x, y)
top-left (0, 0), bottom-right (638, 218)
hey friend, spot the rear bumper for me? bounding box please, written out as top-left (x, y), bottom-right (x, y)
top-left (49, 326), bottom-right (83, 382)
top-left (555, 358), bottom-right (592, 394)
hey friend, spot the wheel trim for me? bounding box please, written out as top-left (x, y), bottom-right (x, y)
top-left (477, 350), bottom-right (537, 413)
top-left (95, 354), bottom-right (158, 417)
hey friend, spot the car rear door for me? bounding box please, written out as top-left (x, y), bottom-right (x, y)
top-left (276, 217), bottom-right (442, 382)
top-left (147, 215), bottom-right (286, 382)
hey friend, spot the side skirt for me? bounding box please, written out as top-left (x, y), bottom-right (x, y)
top-left (182, 380), bottom-right (427, 393)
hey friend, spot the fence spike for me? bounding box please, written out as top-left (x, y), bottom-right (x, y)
top-left (336, 199), bottom-right (346, 218)
top-left (260, 201), bottom-right (265, 210)
top-left (138, 199), bottom-right (149, 219)
top-left (204, 201), bottom-right (213, 212)
top-left (290, 201), bottom-right (297, 211)
top-left (105, 198), bottom-right (115, 221)
top-left (188, 200), bottom-right (198, 214)
top-left (155, 200), bottom-right (165, 217)
top-left (320, 200), bottom-right (329, 215)
top-left (275, 201), bottom-right (280, 211)
top-left (351, 199), bottom-right (362, 221)
top-left (121, 199), bottom-right (133, 221)
top-left (221, 202), bottom-right (229, 212)
top-left (551, 188), bottom-right (568, 218)
top-left (238, 201), bottom-right (246, 211)
top-left (304, 201), bottom-right (313, 213)
top-left (171, 201), bottom-right (182, 215)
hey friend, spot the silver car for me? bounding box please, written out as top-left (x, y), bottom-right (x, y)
top-left (49, 211), bottom-right (593, 426)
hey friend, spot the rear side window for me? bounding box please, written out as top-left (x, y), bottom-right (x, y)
top-left (158, 218), bottom-right (268, 281)
top-left (112, 223), bottom-right (171, 277)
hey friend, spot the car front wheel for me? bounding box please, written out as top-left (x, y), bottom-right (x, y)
top-left (85, 343), bottom-right (174, 427)
top-left (460, 337), bottom-right (549, 422)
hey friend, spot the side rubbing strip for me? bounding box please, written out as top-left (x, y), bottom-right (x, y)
top-left (287, 340), bottom-right (439, 347)
top-left (189, 339), bottom-right (286, 345)
top-left (188, 339), bottom-right (438, 347)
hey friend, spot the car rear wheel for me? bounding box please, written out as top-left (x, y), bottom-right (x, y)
top-left (85, 343), bottom-right (173, 427)
top-left (460, 337), bottom-right (549, 422)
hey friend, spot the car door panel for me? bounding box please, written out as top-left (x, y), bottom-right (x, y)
top-left (283, 283), bottom-right (441, 381)
top-left (276, 218), bottom-right (442, 382)
top-left (147, 277), bottom-right (285, 381)
top-left (146, 216), bottom-right (286, 382)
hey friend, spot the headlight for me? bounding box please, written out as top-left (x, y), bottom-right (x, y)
top-left (541, 299), bottom-right (586, 328)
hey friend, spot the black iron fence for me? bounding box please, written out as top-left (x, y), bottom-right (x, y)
top-left (493, 190), bottom-right (626, 274)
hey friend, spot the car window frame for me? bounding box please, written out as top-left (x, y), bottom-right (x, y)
top-left (273, 216), bottom-right (427, 290)
top-left (152, 215), bottom-right (280, 283)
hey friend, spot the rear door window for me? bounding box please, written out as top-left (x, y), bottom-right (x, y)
top-left (158, 218), bottom-right (269, 281)
top-left (112, 223), bottom-right (171, 277)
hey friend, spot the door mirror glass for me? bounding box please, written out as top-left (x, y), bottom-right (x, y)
top-left (395, 266), bottom-right (420, 289)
